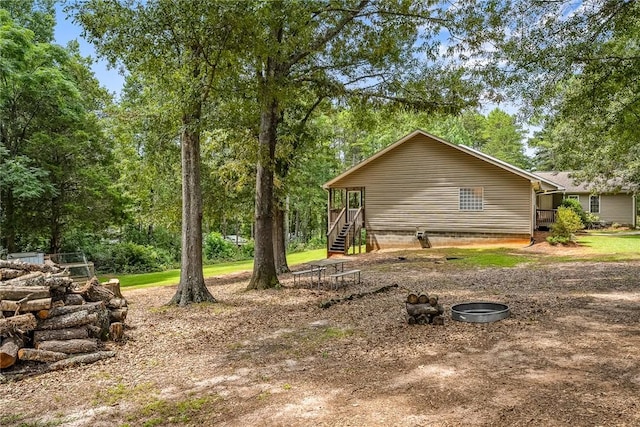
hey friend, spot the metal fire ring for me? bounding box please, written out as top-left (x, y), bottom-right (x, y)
top-left (451, 302), bottom-right (510, 323)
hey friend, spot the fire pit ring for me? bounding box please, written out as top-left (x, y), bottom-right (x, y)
top-left (451, 302), bottom-right (510, 323)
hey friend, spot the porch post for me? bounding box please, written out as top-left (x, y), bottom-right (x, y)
top-left (327, 188), bottom-right (331, 256)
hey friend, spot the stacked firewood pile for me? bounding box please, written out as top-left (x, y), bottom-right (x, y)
top-left (0, 259), bottom-right (127, 374)
top-left (405, 292), bottom-right (444, 325)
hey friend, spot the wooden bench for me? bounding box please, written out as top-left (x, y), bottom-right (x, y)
top-left (292, 267), bottom-right (325, 287)
top-left (329, 269), bottom-right (361, 289)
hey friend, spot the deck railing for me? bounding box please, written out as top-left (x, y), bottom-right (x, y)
top-left (536, 209), bottom-right (557, 228)
top-left (344, 207), bottom-right (364, 255)
top-left (327, 208), bottom-right (347, 254)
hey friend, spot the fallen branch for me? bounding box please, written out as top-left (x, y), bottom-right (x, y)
top-left (319, 284), bottom-right (398, 309)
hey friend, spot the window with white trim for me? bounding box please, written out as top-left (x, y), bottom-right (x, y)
top-left (459, 187), bottom-right (483, 211)
top-left (567, 195), bottom-right (579, 201)
top-left (589, 195), bottom-right (600, 213)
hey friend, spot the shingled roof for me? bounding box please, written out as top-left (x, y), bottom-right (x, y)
top-left (534, 171), bottom-right (636, 193)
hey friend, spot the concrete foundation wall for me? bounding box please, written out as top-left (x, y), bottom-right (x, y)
top-left (366, 229), bottom-right (531, 250)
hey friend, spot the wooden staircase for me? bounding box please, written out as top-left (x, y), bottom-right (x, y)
top-left (329, 222), bottom-right (351, 254)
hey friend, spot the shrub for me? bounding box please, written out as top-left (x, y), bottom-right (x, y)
top-left (585, 212), bottom-right (600, 229)
top-left (203, 232), bottom-right (237, 260)
top-left (560, 198), bottom-right (590, 227)
top-left (239, 240), bottom-right (255, 258)
top-left (548, 206), bottom-right (584, 245)
top-left (90, 242), bottom-right (174, 274)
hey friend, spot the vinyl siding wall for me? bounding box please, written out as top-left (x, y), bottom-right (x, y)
top-left (329, 134), bottom-right (533, 247)
top-left (569, 194), bottom-right (635, 225)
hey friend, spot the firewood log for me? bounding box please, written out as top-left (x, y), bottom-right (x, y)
top-left (63, 294), bottom-right (85, 306)
top-left (428, 294), bottom-right (439, 306)
top-left (0, 298), bottom-right (52, 313)
top-left (103, 279), bottom-right (123, 298)
top-left (2, 271), bottom-right (45, 287)
top-left (109, 307), bottom-right (128, 323)
top-left (36, 310), bottom-right (98, 331)
top-left (36, 338), bottom-right (98, 354)
top-left (109, 322), bottom-right (124, 342)
top-left (432, 316), bottom-right (444, 326)
top-left (47, 301), bottom-right (105, 318)
top-left (406, 314), bottom-right (417, 325)
top-left (0, 286), bottom-right (50, 301)
top-left (48, 350), bottom-right (115, 371)
top-left (0, 336), bottom-right (24, 368)
top-left (42, 277), bottom-right (74, 292)
top-left (0, 260), bottom-right (59, 274)
top-left (417, 293), bottom-right (429, 304)
top-left (107, 298), bottom-right (127, 309)
top-left (17, 348), bottom-right (68, 363)
top-left (44, 302), bottom-right (110, 340)
top-left (406, 293), bottom-right (419, 304)
top-left (0, 313), bottom-right (38, 335)
top-left (76, 277), bottom-right (115, 303)
top-left (406, 303), bottom-right (440, 317)
top-left (0, 269), bottom-right (24, 280)
top-left (33, 327), bottom-right (89, 344)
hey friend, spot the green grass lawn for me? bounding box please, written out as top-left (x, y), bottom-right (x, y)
top-left (105, 248), bottom-right (326, 289)
top-left (104, 233), bottom-right (639, 289)
top-left (576, 233), bottom-right (640, 258)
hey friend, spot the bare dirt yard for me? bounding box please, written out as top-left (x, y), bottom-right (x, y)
top-left (2, 243), bottom-right (640, 426)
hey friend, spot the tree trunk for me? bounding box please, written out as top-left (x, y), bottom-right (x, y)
top-left (248, 94), bottom-right (280, 290)
top-left (169, 105), bottom-right (216, 305)
top-left (273, 203), bottom-right (290, 274)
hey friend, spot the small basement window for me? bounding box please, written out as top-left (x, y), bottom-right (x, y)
top-left (589, 195), bottom-right (600, 213)
top-left (459, 187), bottom-right (483, 211)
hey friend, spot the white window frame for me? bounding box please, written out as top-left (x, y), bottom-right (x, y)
top-left (566, 195), bottom-right (579, 201)
top-left (589, 195), bottom-right (600, 213)
top-left (459, 187), bottom-right (484, 211)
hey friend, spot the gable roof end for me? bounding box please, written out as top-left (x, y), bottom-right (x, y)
top-left (323, 129), bottom-right (563, 192)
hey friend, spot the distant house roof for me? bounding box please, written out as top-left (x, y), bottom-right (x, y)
top-left (534, 171), bottom-right (636, 193)
top-left (324, 129), bottom-right (563, 192)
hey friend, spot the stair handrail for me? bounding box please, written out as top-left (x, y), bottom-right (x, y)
top-left (344, 207), bottom-right (363, 255)
top-left (327, 208), bottom-right (347, 254)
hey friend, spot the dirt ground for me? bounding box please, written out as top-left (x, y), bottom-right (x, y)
top-left (2, 241), bottom-right (640, 427)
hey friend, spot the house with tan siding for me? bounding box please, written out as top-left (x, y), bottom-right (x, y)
top-left (323, 130), bottom-right (566, 254)
top-left (534, 171), bottom-right (637, 228)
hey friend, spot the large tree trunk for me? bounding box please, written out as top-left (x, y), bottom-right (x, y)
top-left (169, 104), bottom-right (216, 305)
top-left (248, 96), bottom-right (280, 290)
top-left (273, 203), bottom-right (290, 274)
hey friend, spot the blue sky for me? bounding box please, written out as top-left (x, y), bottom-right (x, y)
top-left (53, 4), bottom-right (125, 96)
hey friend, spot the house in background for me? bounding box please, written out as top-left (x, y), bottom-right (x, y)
top-left (534, 171), bottom-right (637, 229)
top-left (323, 130), bottom-right (566, 254)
